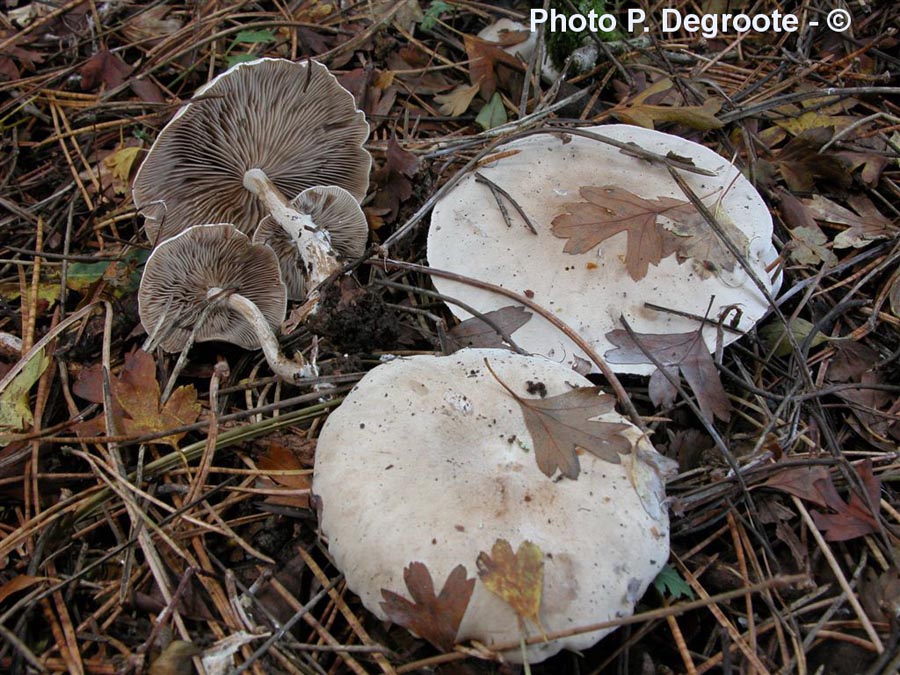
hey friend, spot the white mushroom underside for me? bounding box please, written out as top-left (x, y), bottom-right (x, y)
top-left (314, 349), bottom-right (670, 663)
top-left (427, 125), bottom-right (781, 376)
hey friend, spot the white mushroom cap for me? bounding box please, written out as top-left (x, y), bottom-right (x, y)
top-left (427, 125), bottom-right (781, 376)
top-left (313, 348), bottom-right (670, 663)
top-left (139, 223), bottom-right (286, 352)
top-left (252, 185), bottom-right (368, 300)
top-left (133, 58), bottom-right (371, 243)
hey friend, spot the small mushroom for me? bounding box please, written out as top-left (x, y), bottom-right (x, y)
top-left (138, 223), bottom-right (314, 381)
top-left (250, 184), bottom-right (368, 300)
top-left (314, 348), bottom-right (672, 663)
top-left (427, 124), bottom-right (781, 375)
top-left (132, 58), bottom-right (370, 244)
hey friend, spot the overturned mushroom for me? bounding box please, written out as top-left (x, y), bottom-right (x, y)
top-left (314, 348), bottom-right (673, 663)
top-left (428, 124), bottom-right (781, 376)
top-left (138, 223), bottom-right (315, 381)
top-left (251, 184), bottom-right (368, 300)
top-left (132, 58), bottom-right (370, 244)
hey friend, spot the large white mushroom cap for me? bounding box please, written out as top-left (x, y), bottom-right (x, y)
top-left (314, 348), bottom-right (671, 663)
top-left (427, 125), bottom-right (781, 375)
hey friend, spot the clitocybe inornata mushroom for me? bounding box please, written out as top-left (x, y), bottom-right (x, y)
top-left (138, 223), bottom-right (315, 381)
top-left (250, 184), bottom-right (368, 300)
top-left (132, 57), bottom-right (370, 245)
top-left (427, 124), bottom-right (781, 376)
top-left (313, 348), bottom-right (673, 663)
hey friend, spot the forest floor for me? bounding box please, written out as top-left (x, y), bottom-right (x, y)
top-left (1, 0), bottom-right (899, 673)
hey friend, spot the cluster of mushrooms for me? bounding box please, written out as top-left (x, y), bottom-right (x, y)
top-left (135, 57), bottom-right (779, 665)
top-left (134, 58), bottom-right (371, 380)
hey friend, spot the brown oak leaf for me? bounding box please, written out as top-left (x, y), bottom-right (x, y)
top-left (810, 460), bottom-right (882, 541)
top-left (605, 328), bottom-right (731, 423)
top-left (551, 185), bottom-right (703, 281)
top-left (476, 539), bottom-right (546, 635)
top-left (380, 562), bottom-right (475, 651)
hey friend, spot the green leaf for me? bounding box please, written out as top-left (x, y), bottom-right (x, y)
top-left (420, 0), bottom-right (451, 30)
top-left (759, 318), bottom-right (829, 357)
top-left (0, 348), bottom-right (49, 435)
top-left (475, 92), bottom-right (507, 131)
top-left (225, 54), bottom-right (261, 68)
top-left (66, 249), bottom-right (149, 295)
top-left (653, 564), bottom-right (694, 600)
top-left (234, 29), bottom-right (276, 43)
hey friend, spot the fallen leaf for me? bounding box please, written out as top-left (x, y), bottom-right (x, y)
top-left (613, 78), bottom-right (724, 130)
top-left (810, 460), bottom-right (881, 541)
top-left (73, 350), bottom-right (200, 446)
top-left (434, 82), bottom-right (480, 117)
top-left (552, 185), bottom-right (717, 281)
top-left (476, 539), bottom-right (546, 635)
top-left (604, 328), bottom-right (732, 424)
top-left (463, 33), bottom-right (525, 99)
top-left (802, 194), bottom-right (897, 249)
top-left (103, 145), bottom-right (143, 193)
top-left (446, 306), bottom-right (532, 352)
top-left (770, 128), bottom-right (852, 192)
top-left (380, 562), bottom-right (475, 651)
top-left (758, 318), bottom-right (828, 357)
top-left (763, 465), bottom-right (834, 509)
top-left (0, 348), bottom-right (49, 433)
top-left (486, 360), bottom-right (632, 478)
top-left (653, 564), bottom-right (694, 600)
top-left (777, 188), bottom-right (838, 267)
top-left (257, 442), bottom-right (312, 509)
top-left (148, 641), bottom-right (201, 675)
top-left (890, 276), bottom-right (900, 319)
top-left (475, 92), bottom-right (507, 130)
top-left (827, 342), bottom-right (880, 382)
top-left (774, 110), bottom-right (856, 136)
top-left (121, 6), bottom-right (183, 45)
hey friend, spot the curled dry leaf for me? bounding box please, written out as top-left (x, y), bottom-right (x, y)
top-left (605, 327), bottom-right (732, 424)
top-left (380, 562), bottom-right (475, 652)
top-left (476, 539), bottom-right (546, 636)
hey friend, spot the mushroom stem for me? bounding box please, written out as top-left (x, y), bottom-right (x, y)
top-left (208, 287), bottom-right (318, 382)
top-left (243, 168), bottom-right (341, 291)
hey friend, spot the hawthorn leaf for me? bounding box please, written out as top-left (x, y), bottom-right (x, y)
top-left (551, 185), bottom-right (703, 281)
top-left (476, 539), bottom-right (546, 635)
top-left (463, 34), bottom-right (525, 99)
top-left (662, 204), bottom-right (748, 278)
top-left (605, 328), bottom-right (731, 424)
top-left (653, 564), bottom-right (694, 600)
top-left (380, 562), bottom-right (475, 651)
top-left (434, 82), bottom-right (480, 117)
top-left (612, 78), bottom-right (724, 130)
top-left (774, 128), bottom-right (852, 192)
top-left (810, 460), bottom-right (882, 542)
top-left (486, 361), bottom-right (632, 478)
top-left (446, 306), bottom-right (532, 352)
top-left (802, 194), bottom-right (897, 249)
top-left (103, 145), bottom-right (143, 194)
top-left (762, 465), bottom-right (834, 509)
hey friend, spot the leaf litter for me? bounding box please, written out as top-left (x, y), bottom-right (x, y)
top-left (2, 0), bottom-right (899, 672)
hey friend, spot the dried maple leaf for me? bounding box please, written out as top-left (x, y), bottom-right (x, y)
top-left (73, 350), bottom-right (200, 446)
top-left (476, 539), bottom-right (546, 636)
top-left (486, 360), bottom-right (632, 479)
top-left (605, 328), bottom-right (731, 424)
top-left (446, 306), bottom-right (532, 352)
top-left (463, 34), bottom-right (525, 99)
top-left (551, 185), bottom-right (702, 281)
top-left (802, 194), bottom-right (897, 249)
top-left (380, 562), bottom-right (475, 651)
top-left (763, 465), bottom-right (834, 509)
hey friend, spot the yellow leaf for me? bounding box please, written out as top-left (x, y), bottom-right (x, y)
top-left (103, 145), bottom-right (142, 193)
top-left (0, 348), bottom-right (49, 434)
top-left (434, 82), bottom-right (480, 117)
top-left (476, 539), bottom-right (546, 637)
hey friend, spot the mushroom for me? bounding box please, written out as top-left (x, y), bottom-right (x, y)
top-left (427, 124), bottom-right (781, 376)
top-left (251, 185), bottom-right (369, 300)
top-left (132, 57), bottom-right (371, 244)
top-left (313, 348), bottom-right (672, 663)
top-left (138, 223), bottom-right (315, 381)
